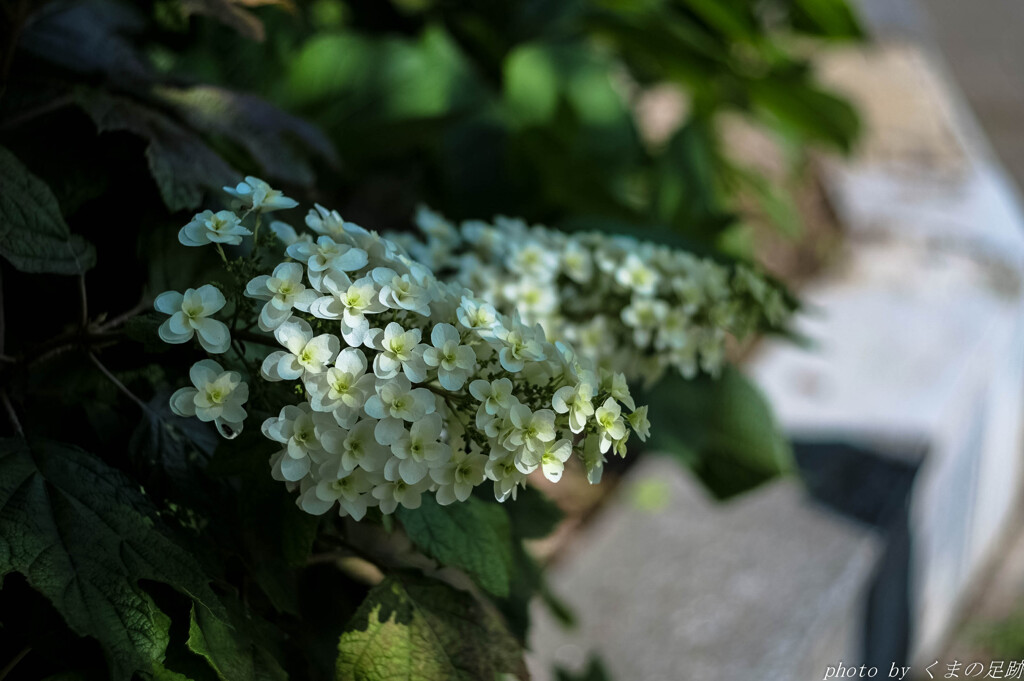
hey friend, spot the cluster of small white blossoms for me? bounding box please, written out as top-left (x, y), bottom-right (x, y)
top-left (393, 208), bottom-right (793, 386)
top-left (158, 177), bottom-right (647, 520)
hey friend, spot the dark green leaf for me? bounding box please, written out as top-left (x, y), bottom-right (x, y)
top-left (0, 438), bottom-right (223, 680)
top-left (642, 365), bottom-right (794, 499)
top-left (187, 603), bottom-right (287, 681)
top-left (74, 90), bottom-right (237, 212)
top-left (0, 146), bottom-right (96, 275)
top-left (505, 485), bottom-right (563, 540)
top-left (397, 496), bottom-right (513, 597)
top-left (749, 76), bottom-right (861, 153)
top-left (336, 573), bottom-right (527, 681)
top-left (157, 85), bottom-right (339, 187)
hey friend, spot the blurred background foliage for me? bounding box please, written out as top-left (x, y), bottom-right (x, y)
top-left (164, 0), bottom-right (862, 251)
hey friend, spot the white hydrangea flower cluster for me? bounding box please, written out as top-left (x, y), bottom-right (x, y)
top-left (159, 178), bottom-right (646, 521)
top-left (398, 207), bottom-right (793, 386)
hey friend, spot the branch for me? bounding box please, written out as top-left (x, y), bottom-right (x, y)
top-left (88, 351), bottom-right (150, 412)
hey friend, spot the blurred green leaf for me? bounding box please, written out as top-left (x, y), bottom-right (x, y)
top-left (749, 75), bottom-right (860, 153)
top-left (0, 146), bottom-right (97, 275)
top-left (187, 602), bottom-right (287, 681)
top-left (643, 365), bottom-right (794, 499)
top-left (504, 44), bottom-right (560, 126)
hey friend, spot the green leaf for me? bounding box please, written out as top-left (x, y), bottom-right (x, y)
top-left (749, 76), bottom-right (861, 153)
top-left (505, 485), bottom-right (563, 540)
top-left (74, 89), bottom-right (237, 212)
top-left (504, 44), bottom-right (560, 126)
top-left (0, 438), bottom-right (223, 680)
top-left (156, 85), bottom-right (339, 188)
top-left (336, 573), bottom-right (527, 681)
top-left (397, 496), bottom-right (512, 597)
top-left (642, 365), bottom-right (793, 499)
top-left (0, 146), bottom-right (96, 275)
top-left (187, 603), bottom-right (287, 681)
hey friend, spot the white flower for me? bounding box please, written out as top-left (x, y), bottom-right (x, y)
top-left (627, 405), bottom-right (650, 442)
top-left (322, 419), bottom-right (390, 474)
top-left (551, 381), bottom-right (595, 434)
top-left (170, 359), bottom-right (248, 438)
top-left (484, 450), bottom-right (525, 502)
top-left (261, 318), bottom-right (340, 381)
top-left (304, 348), bottom-right (375, 424)
top-left (561, 242), bottom-right (593, 283)
top-left (505, 404), bottom-right (556, 454)
top-left (305, 203), bottom-right (351, 240)
top-left (509, 242), bottom-right (558, 280)
top-left (422, 323), bottom-right (476, 390)
top-left (582, 435), bottom-right (605, 484)
top-left (385, 413), bottom-right (450, 484)
top-left (224, 176), bottom-right (298, 213)
top-left (430, 449), bottom-right (488, 505)
top-left (262, 404), bottom-right (333, 481)
top-left (269, 220), bottom-right (311, 247)
top-left (245, 262), bottom-right (318, 331)
top-left (303, 467), bottom-right (375, 519)
top-left (155, 285), bottom-right (230, 353)
top-left (371, 322), bottom-right (427, 383)
top-left (372, 477), bottom-right (431, 514)
top-left (456, 297), bottom-right (499, 339)
top-left (179, 210), bottom-right (251, 247)
top-left (601, 370), bottom-right (636, 410)
top-left (468, 377), bottom-right (515, 416)
top-left (621, 297), bottom-right (669, 347)
top-left (286, 236), bottom-right (368, 290)
top-left (616, 253), bottom-right (659, 295)
top-left (594, 397), bottom-right (626, 453)
top-left (364, 375), bottom-right (436, 422)
top-left (309, 272), bottom-right (386, 346)
top-left (520, 438), bottom-right (573, 482)
top-left (492, 318), bottom-right (546, 372)
top-left (373, 267), bottom-right (433, 317)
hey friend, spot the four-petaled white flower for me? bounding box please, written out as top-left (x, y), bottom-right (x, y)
top-left (373, 267), bottom-right (433, 316)
top-left (179, 210), bottom-right (251, 247)
top-left (422, 323), bottom-right (476, 390)
top-left (261, 318), bottom-right (340, 381)
top-left (628, 405), bottom-right (650, 442)
top-left (224, 176), bottom-right (298, 213)
top-left (492, 319), bottom-right (546, 372)
top-left (371, 323), bottom-right (427, 382)
top-left (469, 378), bottom-right (515, 416)
top-left (385, 413), bottom-right (451, 484)
top-left (505, 404), bottom-right (556, 454)
top-left (364, 375), bottom-right (436, 422)
top-left (372, 478), bottom-right (431, 514)
top-left (322, 419), bottom-right (390, 474)
top-left (170, 359), bottom-right (248, 439)
top-left (304, 348), bottom-right (375, 425)
top-left (303, 467), bottom-right (374, 519)
top-left (594, 397), bottom-right (626, 453)
top-left (246, 262), bottom-right (319, 331)
top-left (551, 381), bottom-right (595, 434)
top-left (456, 297), bottom-right (499, 338)
top-left (156, 285), bottom-right (231, 353)
top-left (309, 272), bottom-right (386, 347)
top-left (286, 236), bottom-right (368, 290)
top-left (262, 404), bottom-right (332, 481)
top-left (430, 449), bottom-right (488, 505)
top-left (520, 438), bottom-right (573, 482)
